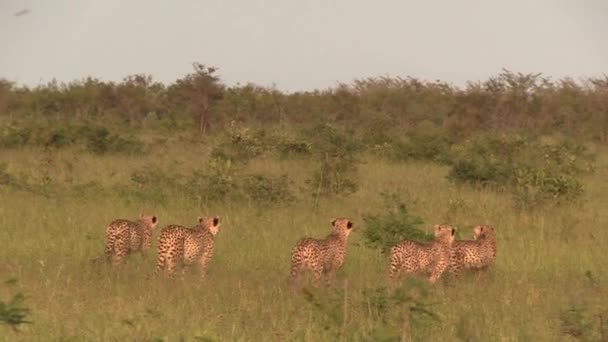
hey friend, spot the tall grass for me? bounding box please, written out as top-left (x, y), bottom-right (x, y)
top-left (1, 139), bottom-right (607, 341)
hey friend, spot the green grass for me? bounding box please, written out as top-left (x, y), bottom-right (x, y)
top-left (1, 143), bottom-right (607, 341)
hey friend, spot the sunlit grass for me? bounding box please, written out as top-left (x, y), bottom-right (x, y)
top-left (1, 146), bottom-right (607, 341)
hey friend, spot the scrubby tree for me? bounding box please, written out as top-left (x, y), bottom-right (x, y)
top-left (168, 63), bottom-right (224, 134)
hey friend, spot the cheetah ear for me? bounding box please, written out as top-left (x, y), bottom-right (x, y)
top-left (152, 216), bottom-right (157, 224)
top-left (331, 218), bottom-right (337, 227)
top-left (451, 228), bottom-right (456, 236)
top-left (198, 216), bottom-right (204, 224)
top-left (347, 221), bottom-right (353, 229)
top-left (213, 217), bottom-right (219, 226)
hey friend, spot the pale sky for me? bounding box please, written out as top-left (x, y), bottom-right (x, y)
top-left (1, 0), bottom-right (607, 91)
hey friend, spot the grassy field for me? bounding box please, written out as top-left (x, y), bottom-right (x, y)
top-left (1, 140), bottom-right (608, 341)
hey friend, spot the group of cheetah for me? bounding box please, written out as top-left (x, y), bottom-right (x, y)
top-left (103, 213), bottom-right (496, 285)
top-left (104, 214), bottom-right (220, 278)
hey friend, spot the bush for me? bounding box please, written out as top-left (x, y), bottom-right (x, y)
top-left (362, 193), bottom-right (428, 254)
top-left (512, 166), bottom-right (584, 209)
top-left (241, 173), bottom-right (295, 204)
top-left (83, 127), bottom-right (145, 155)
top-left (1, 280), bottom-right (33, 332)
top-left (0, 163), bottom-right (12, 186)
top-left (403, 121), bottom-right (452, 162)
top-left (274, 135), bottom-right (312, 158)
top-left (307, 123), bottom-right (362, 197)
top-left (129, 168), bottom-right (180, 203)
top-left (210, 123), bottom-right (269, 164)
top-left (447, 157), bottom-right (512, 188)
top-left (447, 134), bottom-right (593, 207)
top-left (192, 158), bottom-right (240, 202)
top-left (0, 124), bottom-right (31, 148)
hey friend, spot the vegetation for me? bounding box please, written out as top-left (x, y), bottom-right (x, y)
top-left (0, 67), bottom-right (607, 340)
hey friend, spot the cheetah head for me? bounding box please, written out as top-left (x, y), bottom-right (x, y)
top-left (473, 225), bottom-right (494, 240)
top-left (139, 214), bottom-right (158, 229)
top-left (433, 224), bottom-right (456, 244)
top-left (199, 215), bottom-right (221, 236)
top-left (331, 218), bottom-right (354, 237)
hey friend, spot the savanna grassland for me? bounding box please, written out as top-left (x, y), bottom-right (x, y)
top-left (1, 69), bottom-right (608, 341)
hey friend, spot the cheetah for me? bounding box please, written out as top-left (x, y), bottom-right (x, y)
top-left (104, 214), bottom-right (158, 266)
top-left (289, 218), bottom-right (354, 286)
top-left (448, 225), bottom-right (496, 278)
top-left (388, 224), bottom-right (456, 284)
top-left (155, 215), bottom-right (221, 280)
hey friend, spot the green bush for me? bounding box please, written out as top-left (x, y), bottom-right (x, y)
top-left (241, 173), bottom-right (295, 204)
top-left (191, 158), bottom-right (240, 202)
top-left (403, 121), bottom-right (452, 162)
top-left (307, 123), bottom-right (362, 197)
top-left (1, 280), bottom-right (33, 332)
top-left (362, 193), bottom-right (428, 254)
top-left (210, 124), bottom-right (269, 164)
top-left (447, 134), bottom-right (593, 207)
top-left (0, 124), bottom-right (31, 148)
top-left (83, 127), bottom-right (145, 155)
top-left (274, 134), bottom-right (312, 158)
top-left (129, 168), bottom-right (180, 203)
top-left (0, 163), bottom-right (12, 186)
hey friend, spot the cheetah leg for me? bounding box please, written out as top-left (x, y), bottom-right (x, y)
top-left (289, 251), bottom-right (304, 283)
top-left (429, 263), bottom-right (448, 284)
top-left (312, 267), bottom-right (323, 287)
top-left (199, 252), bottom-right (212, 281)
top-left (166, 258), bottom-right (178, 277)
top-left (104, 238), bottom-right (113, 263)
top-left (180, 264), bottom-right (187, 280)
top-left (475, 266), bottom-right (491, 281)
top-left (388, 253), bottom-right (403, 286)
top-left (112, 240), bottom-right (129, 267)
top-left (448, 265), bottom-right (460, 280)
top-left (155, 253), bottom-right (166, 275)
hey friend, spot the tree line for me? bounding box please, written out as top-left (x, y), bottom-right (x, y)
top-left (1, 65), bottom-right (607, 142)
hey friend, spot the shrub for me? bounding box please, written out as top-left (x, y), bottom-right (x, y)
top-left (1, 280), bottom-right (33, 332)
top-left (241, 173), bottom-right (295, 204)
top-left (307, 123), bottom-right (362, 197)
top-left (447, 134), bottom-right (593, 207)
top-left (0, 163), bottom-right (12, 186)
top-left (0, 124), bottom-right (31, 148)
top-left (129, 168), bottom-right (179, 203)
top-left (192, 158), bottom-right (240, 202)
top-left (362, 193), bottom-right (428, 254)
top-left (403, 121), bottom-right (452, 162)
top-left (83, 127), bottom-right (145, 155)
top-left (210, 123), bottom-right (268, 164)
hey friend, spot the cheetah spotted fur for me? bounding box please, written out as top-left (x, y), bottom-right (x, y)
top-left (104, 214), bottom-right (158, 266)
top-left (388, 224), bottom-right (456, 284)
top-left (449, 225), bottom-right (496, 278)
top-left (155, 216), bottom-right (221, 280)
top-left (290, 218), bottom-right (354, 285)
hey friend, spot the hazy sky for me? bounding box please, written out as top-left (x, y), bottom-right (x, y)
top-left (1, 0), bottom-right (607, 91)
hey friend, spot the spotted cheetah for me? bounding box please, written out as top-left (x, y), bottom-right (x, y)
top-left (448, 225), bottom-right (496, 278)
top-left (104, 214), bottom-right (158, 266)
top-left (289, 218), bottom-right (354, 285)
top-left (155, 216), bottom-right (221, 280)
top-left (388, 224), bottom-right (456, 284)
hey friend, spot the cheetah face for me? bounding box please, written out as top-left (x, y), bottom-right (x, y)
top-left (473, 225), bottom-right (493, 240)
top-left (199, 215), bottom-right (221, 236)
top-left (140, 214), bottom-right (159, 229)
top-left (331, 218), bottom-right (354, 236)
top-left (433, 224), bottom-right (456, 244)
